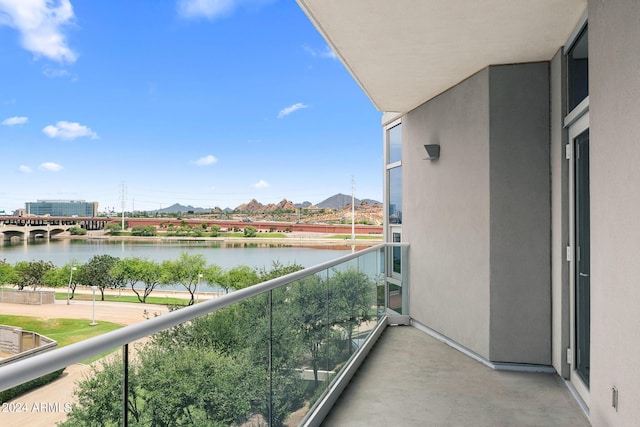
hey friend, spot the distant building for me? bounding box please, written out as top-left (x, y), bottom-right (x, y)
top-left (25, 200), bottom-right (99, 217)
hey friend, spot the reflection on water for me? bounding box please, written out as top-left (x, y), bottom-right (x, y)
top-left (0, 238), bottom-right (359, 270)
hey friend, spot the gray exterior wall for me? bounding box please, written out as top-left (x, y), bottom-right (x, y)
top-left (589, 1), bottom-right (640, 425)
top-left (404, 63), bottom-right (551, 364)
top-left (488, 64), bottom-right (550, 363)
top-left (404, 68), bottom-right (492, 359)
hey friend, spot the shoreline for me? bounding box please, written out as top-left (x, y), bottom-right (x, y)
top-left (65, 232), bottom-right (383, 248)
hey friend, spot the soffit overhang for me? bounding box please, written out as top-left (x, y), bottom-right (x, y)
top-left (297, 0), bottom-right (587, 113)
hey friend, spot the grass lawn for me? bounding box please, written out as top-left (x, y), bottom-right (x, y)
top-left (0, 315), bottom-right (125, 364)
top-left (54, 292), bottom-right (189, 306)
top-left (0, 315), bottom-right (122, 348)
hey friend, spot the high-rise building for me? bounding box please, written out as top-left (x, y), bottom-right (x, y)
top-left (25, 200), bottom-right (98, 217)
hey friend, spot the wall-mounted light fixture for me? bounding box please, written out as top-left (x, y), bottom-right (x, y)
top-left (424, 144), bottom-right (440, 160)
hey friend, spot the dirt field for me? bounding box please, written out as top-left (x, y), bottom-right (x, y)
top-left (0, 295), bottom-right (180, 426)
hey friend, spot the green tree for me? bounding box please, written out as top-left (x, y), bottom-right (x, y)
top-left (161, 252), bottom-right (206, 305)
top-left (137, 347), bottom-right (260, 426)
top-left (329, 268), bottom-right (374, 353)
top-left (209, 224), bottom-right (221, 237)
top-left (201, 264), bottom-right (223, 295)
top-left (75, 254), bottom-right (119, 300)
top-left (63, 357), bottom-right (139, 426)
top-left (289, 273), bottom-right (330, 386)
top-left (65, 262), bottom-right (309, 427)
top-left (111, 257), bottom-right (163, 303)
top-left (221, 265), bottom-right (259, 291)
top-left (43, 263), bottom-right (70, 288)
top-left (257, 261), bottom-right (304, 281)
top-left (0, 260), bottom-right (18, 287)
top-left (13, 260), bottom-right (55, 290)
top-left (104, 223), bottom-right (122, 235)
top-left (46, 262), bottom-right (80, 298)
top-left (135, 259), bottom-right (164, 303)
top-left (243, 226), bottom-right (257, 237)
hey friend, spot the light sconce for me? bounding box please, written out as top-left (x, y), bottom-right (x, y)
top-left (424, 144), bottom-right (440, 160)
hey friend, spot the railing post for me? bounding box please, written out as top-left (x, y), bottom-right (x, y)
top-left (123, 343), bottom-right (128, 426)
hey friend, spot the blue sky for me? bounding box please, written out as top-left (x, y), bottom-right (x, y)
top-left (0, 0), bottom-right (381, 213)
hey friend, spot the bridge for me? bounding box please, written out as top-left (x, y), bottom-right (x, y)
top-left (0, 216), bottom-right (111, 242)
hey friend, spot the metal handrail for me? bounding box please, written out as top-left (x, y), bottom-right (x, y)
top-left (0, 243), bottom-right (397, 392)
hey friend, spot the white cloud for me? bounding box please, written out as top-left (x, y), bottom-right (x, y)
top-left (278, 103), bottom-right (308, 119)
top-left (0, 0), bottom-right (77, 63)
top-left (303, 45), bottom-right (337, 60)
top-left (194, 154), bottom-right (218, 166)
top-left (18, 165), bottom-right (32, 173)
top-left (177, 0), bottom-right (273, 20)
top-left (177, 0), bottom-right (237, 20)
top-left (252, 180), bottom-right (269, 189)
top-left (42, 121), bottom-right (98, 140)
top-left (1, 116), bottom-right (28, 126)
top-left (42, 67), bottom-right (72, 79)
top-left (39, 162), bottom-right (63, 172)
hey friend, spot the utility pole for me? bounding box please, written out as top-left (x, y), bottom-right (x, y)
top-left (351, 176), bottom-right (355, 241)
top-left (120, 181), bottom-right (126, 230)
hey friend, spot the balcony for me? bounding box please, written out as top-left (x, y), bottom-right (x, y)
top-left (0, 243), bottom-right (588, 426)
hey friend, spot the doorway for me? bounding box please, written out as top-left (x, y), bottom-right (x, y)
top-left (569, 111), bottom-right (590, 403)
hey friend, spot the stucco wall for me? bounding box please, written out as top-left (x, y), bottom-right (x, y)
top-left (404, 68), bottom-right (492, 359)
top-left (404, 64), bottom-right (551, 364)
top-left (488, 63), bottom-right (551, 364)
top-left (588, 1), bottom-right (640, 425)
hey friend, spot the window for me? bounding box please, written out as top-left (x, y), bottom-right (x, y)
top-left (388, 168), bottom-right (402, 224)
top-left (388, 122), bottom-right (402, 164)
top-left (386, 122), bottom-right (402, 226)
top-left (568, 25), bottom-right (588, 112)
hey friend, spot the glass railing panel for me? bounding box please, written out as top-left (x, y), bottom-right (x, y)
top-left (271, 269), bottom-right (330, 424)
top-left (0, 366), bottom-right (72, 426)
top-left (5, 344), bottom-right (124, 427)
top-left (298, 249), bottom-right (386, 424)
top-left (1, 244), bottom-right (396, 426)
top-left (388, 281), bottom-right (403, 314)
top-left (64, 302), bottom-right (271, 425)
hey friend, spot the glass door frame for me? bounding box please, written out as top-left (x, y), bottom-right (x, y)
top-left (568, 110), bottom-right (590, 406)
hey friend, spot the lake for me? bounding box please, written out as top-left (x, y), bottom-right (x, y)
top-left (0, 238), bottom-right (362, 291)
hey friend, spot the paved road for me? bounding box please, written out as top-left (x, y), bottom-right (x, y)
top-left (0, 298), bottom-right (174, 426)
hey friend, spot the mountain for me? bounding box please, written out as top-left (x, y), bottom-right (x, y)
top-left (295, 201), bottom-right (313, 209)
top-left (316, 193), bottom-right (381, 210)
top-left (234, 198), bottom-right (297, 213)
top-left (155, 203), bottom-right (210, 214)
top-left (148, 194), bottom-right (381, 215)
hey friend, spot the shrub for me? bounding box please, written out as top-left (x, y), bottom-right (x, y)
top-left (244, 226), bottom-right (257, 237)
top-left (0, 368), bottom-right (65, 403)
top-left (131, 225), bottom-right (157, 236)
top-left (69, 227), bottom-right (87, 235)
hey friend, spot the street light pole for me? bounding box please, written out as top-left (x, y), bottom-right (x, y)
top-left (196, 273), bottom-right (203, 303)
top-left (89, 286), bottom-right (98, 326)
top-left (66, 266), bottom-right (76, 305)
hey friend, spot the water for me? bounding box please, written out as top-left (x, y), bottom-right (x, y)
top-left (0, 238), bottom-right (358, 291)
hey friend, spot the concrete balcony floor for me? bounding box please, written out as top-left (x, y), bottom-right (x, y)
top-left (322, 325), bottom-right (589, 426)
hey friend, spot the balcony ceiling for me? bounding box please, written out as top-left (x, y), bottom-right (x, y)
top-left (297, 0), bottom-right (587, 113)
